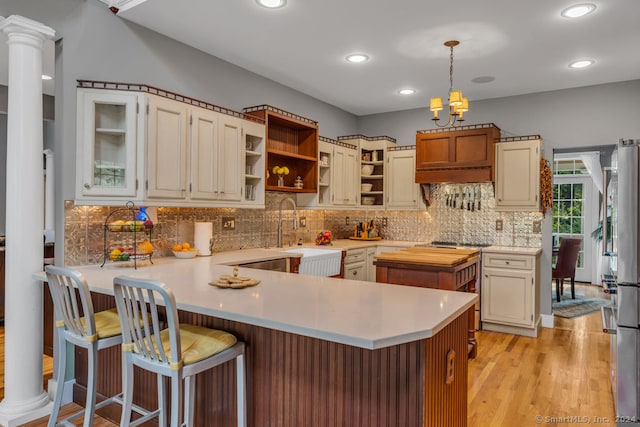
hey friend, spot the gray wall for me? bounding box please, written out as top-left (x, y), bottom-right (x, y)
top-left (357, 80), bottom-right (640, 148)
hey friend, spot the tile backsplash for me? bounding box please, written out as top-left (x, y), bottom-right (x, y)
top-left (64, 183), bottom-right (543, 266)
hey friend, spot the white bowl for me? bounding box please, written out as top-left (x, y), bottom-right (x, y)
top-left (173, 250), bottom-right (198, 259)
top-left (361, 196), bottom-right (375, 205)
top-left (361, 183), bottom-right (373, 192)
top-left (361, 165), bottom-right (374, 176)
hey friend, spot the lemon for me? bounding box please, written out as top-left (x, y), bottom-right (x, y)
top-left (172, 243), bottom-right (183, 252)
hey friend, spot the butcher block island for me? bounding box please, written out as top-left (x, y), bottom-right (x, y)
top-left (36, 254), bottom-right (477, 427)
top-left (374, 247), bottom-right (480, 358)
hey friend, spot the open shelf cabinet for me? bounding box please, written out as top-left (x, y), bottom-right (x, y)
top-left (243, 105), bottom-right (318, 193)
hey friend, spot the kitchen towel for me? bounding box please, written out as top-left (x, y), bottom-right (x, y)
top-left (194, 222), bottom-right (213, 256)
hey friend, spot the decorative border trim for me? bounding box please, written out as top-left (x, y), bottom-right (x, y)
top-left (319, 135), bottom-right (357, 150)
top-left (416, 123), bottom-right (499, 135)
top-left (499, 135), bottom-right (541, 142)
top-left (388, 145), bottom-right (416, 151)
top-left (77, 80), bottom-right (264, 123)
top-left (242, 104), bottom-right (318, 126)
top-left (337, 134), bottom-right (397, 144)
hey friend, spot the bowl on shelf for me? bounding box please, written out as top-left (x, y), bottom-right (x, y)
top-left (361, 183), bottom-right (373, 192)
top-left (361, 165), bottom-right (374, 176)
top-left (173, 250), bottom-right (198, 259)
top-left (361, 196), bottom-right (376, 205)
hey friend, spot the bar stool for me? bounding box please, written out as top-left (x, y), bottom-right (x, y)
top-left (113, 275), bottom-right (246, 427)
top-left (44, 265), bottom-right (124, 427)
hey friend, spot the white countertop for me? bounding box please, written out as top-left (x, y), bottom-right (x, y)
top-left (482, 245), bottom-right (543, 256)
top-left (34, 253), bottom-right (477, 350)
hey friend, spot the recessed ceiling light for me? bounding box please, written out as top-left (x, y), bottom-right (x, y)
top-left (399, 89), bottom-right (416, 95)
top-left (568, 59), bottom-right (595, 69)
top-left (471, 76), bottom-right (495, 84)
top-left (41, 75), bottom-right (53, 80)
top-left (561, 3), bottom-right (596, 18)
top-left (256, 0), bottom-right (286, 9)
top-left (346, 54), bottom-right (369, 64)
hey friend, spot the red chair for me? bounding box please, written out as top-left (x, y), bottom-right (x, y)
top-left (553, 238), bottom-right (582, 302)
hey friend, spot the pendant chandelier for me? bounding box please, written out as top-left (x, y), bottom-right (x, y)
top-left (429, 40), bottom-right (469, 127)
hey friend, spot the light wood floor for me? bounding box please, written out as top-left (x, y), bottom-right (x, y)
top-left (469, 283), bottom-right (615, 426)
top-left (6, 283), bottom-right (616, 427)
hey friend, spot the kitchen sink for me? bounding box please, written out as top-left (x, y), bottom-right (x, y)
top-left (284, 247), bottom-right (342, 277)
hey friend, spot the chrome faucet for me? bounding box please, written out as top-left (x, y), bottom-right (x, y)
top-left (277, 197), bottom-right (298, 248)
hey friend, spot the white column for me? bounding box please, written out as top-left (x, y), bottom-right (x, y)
top-left (44, 148), bottom-right (55, 242)
top-left (0, 15), bottom-right (56, 427)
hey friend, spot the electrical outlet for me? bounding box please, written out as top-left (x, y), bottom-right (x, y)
top-left (222, 217), bottom-right (235, 230)
top-left (300, 217), bottom-right (307, 228)
top-left (495, 219), bottom-right (503, 231)
top-left (532, 220), bottom-right (541, 233)
top-left (345, 216), bottom-right (350, 225)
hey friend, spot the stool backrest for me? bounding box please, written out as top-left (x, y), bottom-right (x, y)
top-left (113, 276), bottom-right (181, 369)
top-left (45, 265), bottom-right (97, 341)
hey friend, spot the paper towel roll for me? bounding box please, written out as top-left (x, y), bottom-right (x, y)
top-left (194, 222), bottom-right (213, 256)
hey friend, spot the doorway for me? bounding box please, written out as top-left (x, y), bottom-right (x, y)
top-left (552, 154), bottom-right (600, 284)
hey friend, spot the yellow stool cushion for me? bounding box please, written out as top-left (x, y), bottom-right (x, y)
top-left (80, 308), bottom-right (122, 339)
top-left (155, 324), bottom-right (237, 366)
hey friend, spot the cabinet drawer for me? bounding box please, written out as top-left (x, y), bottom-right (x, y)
top-left (344, 262), bottom-right (365, 281)
top-left (483, 253), bottom-right (532, 270)
top-left (344, 248), bottom-right (366, 264)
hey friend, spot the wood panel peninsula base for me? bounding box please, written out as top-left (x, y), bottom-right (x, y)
top-left (374, 247), bottom-right (480, 358)
top-left (36, 257), bottom-right (477, 427)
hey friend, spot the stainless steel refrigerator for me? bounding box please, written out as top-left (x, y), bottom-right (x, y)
top-left (604, 138), bottom-right (640, 421)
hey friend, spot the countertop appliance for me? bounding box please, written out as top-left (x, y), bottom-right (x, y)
top-left (602, 138), bottom-right (640, 421)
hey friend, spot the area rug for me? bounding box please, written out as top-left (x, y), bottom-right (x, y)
top-left (552, 293), bottom-right (611, 318)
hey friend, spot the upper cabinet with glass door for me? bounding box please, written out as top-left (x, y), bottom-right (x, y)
top-left (76, 89), bottom-right (144, 201)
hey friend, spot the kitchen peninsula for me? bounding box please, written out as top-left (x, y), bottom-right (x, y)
top-left (36, 252), bottom-right (476, 427)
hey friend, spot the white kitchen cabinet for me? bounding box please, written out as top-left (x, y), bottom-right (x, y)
top-left (332, 144), bottom-right (358, 206)
top-left (317, 139), bottom-right (333, 206)
top-left (386, 147), bottom-right (422, 210)
top-left (189, 109), bottom-right (243, 202)
top-left (76, 88), bottom-right (263, 208)
top-left (344, 248), bottom-right (366, 281)
top-left (337, 135), bottom-right (395, 208)
top-left (76, 89), bottom-right (144, 200)
top-left (145, 94), bottom-right (189, 200)
top-left (296, 137), bottom-right (358, 208)
top-left (365, 246), bottom-right (377, 281)
top-left (481, 249), bottom-right (541, 337)
top-left (495, 139), bottom-right (541, 211)
top-left (344, 262), bottom-right (365, 281)
top-left (243, 120), bottom-right (265, 205)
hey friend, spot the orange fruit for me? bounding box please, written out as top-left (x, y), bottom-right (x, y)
top-left (172, 244), bottom-right (183, 252)
top-left (182, 242), bottom-right (191, 250)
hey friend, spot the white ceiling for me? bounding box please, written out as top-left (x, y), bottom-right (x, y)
top-left (3, 1), bottom-right (640, 115)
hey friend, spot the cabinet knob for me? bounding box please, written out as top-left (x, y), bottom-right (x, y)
top-left (498, 198), bottom-right (502, 201)
top-left (505, 261), bottom-right (510, 265)
top-left (84, 183), bottom-right (91, 189)
top-left (352, 270), bottom-right (357, 276)
top-left (484, 274), bottom-right (488, 278)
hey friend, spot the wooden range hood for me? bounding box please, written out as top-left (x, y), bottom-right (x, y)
top-left (415, 123), bottom-right (501, 184)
